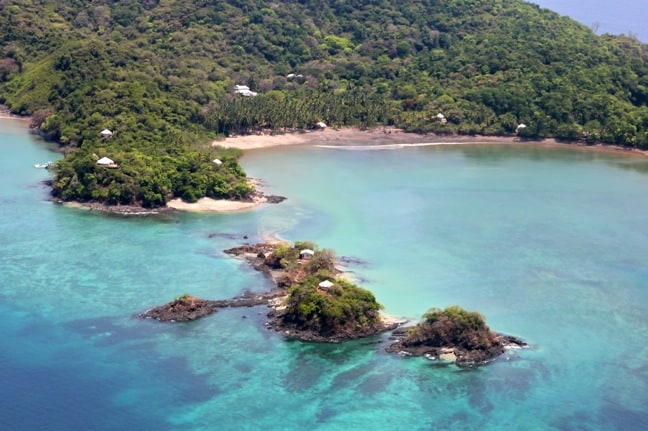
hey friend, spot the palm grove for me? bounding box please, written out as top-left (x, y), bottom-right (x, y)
top-left (1, 0), bottom-right (647, 207)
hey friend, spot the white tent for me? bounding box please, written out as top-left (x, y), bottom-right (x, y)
top-left (213, 159), bottom-right (223, 166)
top-left (100, 129), bottom-right (113, 138)
top-left (318, 280), bottom-right (334, 290)
top-left (97, 157), bottom-right (114, 165)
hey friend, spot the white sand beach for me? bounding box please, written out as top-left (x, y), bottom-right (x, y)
top-left (166, 196), bottom-right (266, 212)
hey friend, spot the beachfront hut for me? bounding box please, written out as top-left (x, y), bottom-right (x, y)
top-left (213, 158), bottom-right (223, 166)
top-left (317, 121), bottom-right (327, 128)
top-left (318, 280), bottom-right (334, 291)
top-left (97, 157), bottom-right (115, 166)
top-left (300, 249), bottom-right (315, 260)
top-left (516, 124), bottom-right (527, 133)
top-left (100, 129), bottom-right (113, 138)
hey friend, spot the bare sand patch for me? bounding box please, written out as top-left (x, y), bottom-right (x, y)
top-left (166, 197), bottom-right (265, 213)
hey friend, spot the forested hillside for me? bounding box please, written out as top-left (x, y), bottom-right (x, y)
top-left (1, 0), bottom-right (647, 207)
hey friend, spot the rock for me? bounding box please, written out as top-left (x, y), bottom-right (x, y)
top-left (265, 195), bottom-right (287, 204)
top-left (139, 295), bottom-right (219, 322)
top-left (385, 307), bottom-right (528, 367)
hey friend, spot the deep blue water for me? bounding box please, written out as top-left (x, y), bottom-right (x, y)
top-left (2, 118), bottom-right (648, 430)
top-left (532, 0), bottom-right (648, 41)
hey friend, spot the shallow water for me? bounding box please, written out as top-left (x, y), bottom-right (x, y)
top-left (2, 119), bottom-right (648, 430)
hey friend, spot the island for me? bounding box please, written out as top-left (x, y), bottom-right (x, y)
top-left (141, 241), bottom-right (399, 341)
top-left (3, 1), bottom-right (648, 212)
top-left (386, 306), bottom-right (527, 367)
top-left (141, 240), bottom-right (526, 366)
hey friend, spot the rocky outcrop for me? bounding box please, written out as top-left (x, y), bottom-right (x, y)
top-left (226, 241), bottom-right (400, 342)
top-left (142, 243), bottom-right (524, 364)
top-left (386, 327), bottom-right (527, 367)
top-left (385, 313), bottom-right (528, 368)
top-left (140, 295), bottom-right (218, 322)
top-left (140, 290), bottom-right (287, 322)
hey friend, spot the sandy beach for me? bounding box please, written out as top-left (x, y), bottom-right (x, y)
top-left (214, 126), bottom-right (530, 150)
top-left (0, 113), bottom-right (30, 121)
top-left (0, 105), bottom-right (30, 121)
top-left (216, 126), bottom-right (648, 158)
top-left (167, 196), bottom-right (267, 212)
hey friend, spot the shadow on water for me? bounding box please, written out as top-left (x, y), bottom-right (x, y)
top-left (62, 316), bottom-right (222, 404)
top-left (2, 307), bottom-right (220, 431)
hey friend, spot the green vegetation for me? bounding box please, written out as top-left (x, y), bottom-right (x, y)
top-left (403, 306), bottom-right (498, 350)
top-left (270, 240), bottom-right (335, 275)
top-left (282, 276), bottom-right (383, 337)
top-left (266, 241), bottom-right (384, 337)
top-left (2, 1), bottom-right (648, 206)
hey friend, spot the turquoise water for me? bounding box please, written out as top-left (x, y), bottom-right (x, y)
top-left (2, 118), bottom-right (648, 430)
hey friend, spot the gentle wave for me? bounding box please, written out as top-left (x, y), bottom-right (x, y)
top-left (316, 142), bottom-right (483, 150)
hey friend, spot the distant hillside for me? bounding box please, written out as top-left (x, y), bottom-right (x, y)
top-left (1, 0), bottom-right (647, 206)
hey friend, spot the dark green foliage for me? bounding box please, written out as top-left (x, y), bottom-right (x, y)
top-left (267, 240), bottom-right (382, 336)
top-left (50, 146), bottom-right (248, 207)
top-left (404, 306), bottom-right (498, 350)
top-left (283, 276), bottom-right (383, 336)
top-left (2, 0), bottom-right (648, 207)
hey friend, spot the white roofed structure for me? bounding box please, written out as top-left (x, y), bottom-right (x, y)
top-left (318, 280), bottom-right (334, 290)
top-left (300, 249), bottom-right (315, 259)
top-left (97, 157), bottom-right (115, 166)
top-left (235, 85), bottom-right (257, 97)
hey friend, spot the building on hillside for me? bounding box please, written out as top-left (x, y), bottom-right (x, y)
top-left (300, 249), bottom-right (314, 260)
top-left (213, 159), bottom-right (223, 166)
top-left (100, 129), bottom-right (113, 138)
top-left (318, 280), bottom-right (334, 291)
top-left (97, 157), bottom-right (116, 167)
top-left (235, 85), bottom-right (258, 97)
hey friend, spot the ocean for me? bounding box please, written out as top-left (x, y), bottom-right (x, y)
top-left (2, 118), bottom-right (648, 430)
top-left (532, 0), bottom-right (648, 41)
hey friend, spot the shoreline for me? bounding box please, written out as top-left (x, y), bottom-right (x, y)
top-left (0, 105), bottom-right (30, 121)
top-left (166, 196), bottom-right (263, 213)
top-left (215, 126), bottom-right (648, 158)
top-left (60, 195), bottom-right (276, 215)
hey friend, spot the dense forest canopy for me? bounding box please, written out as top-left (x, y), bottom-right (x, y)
top-left (1, 0), bottom-right (647, 206)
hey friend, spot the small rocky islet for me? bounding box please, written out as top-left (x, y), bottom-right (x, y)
top-left (386, 306), bottom-right (527, 367)
top-left (140, 240), bottom-right (526, 366)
